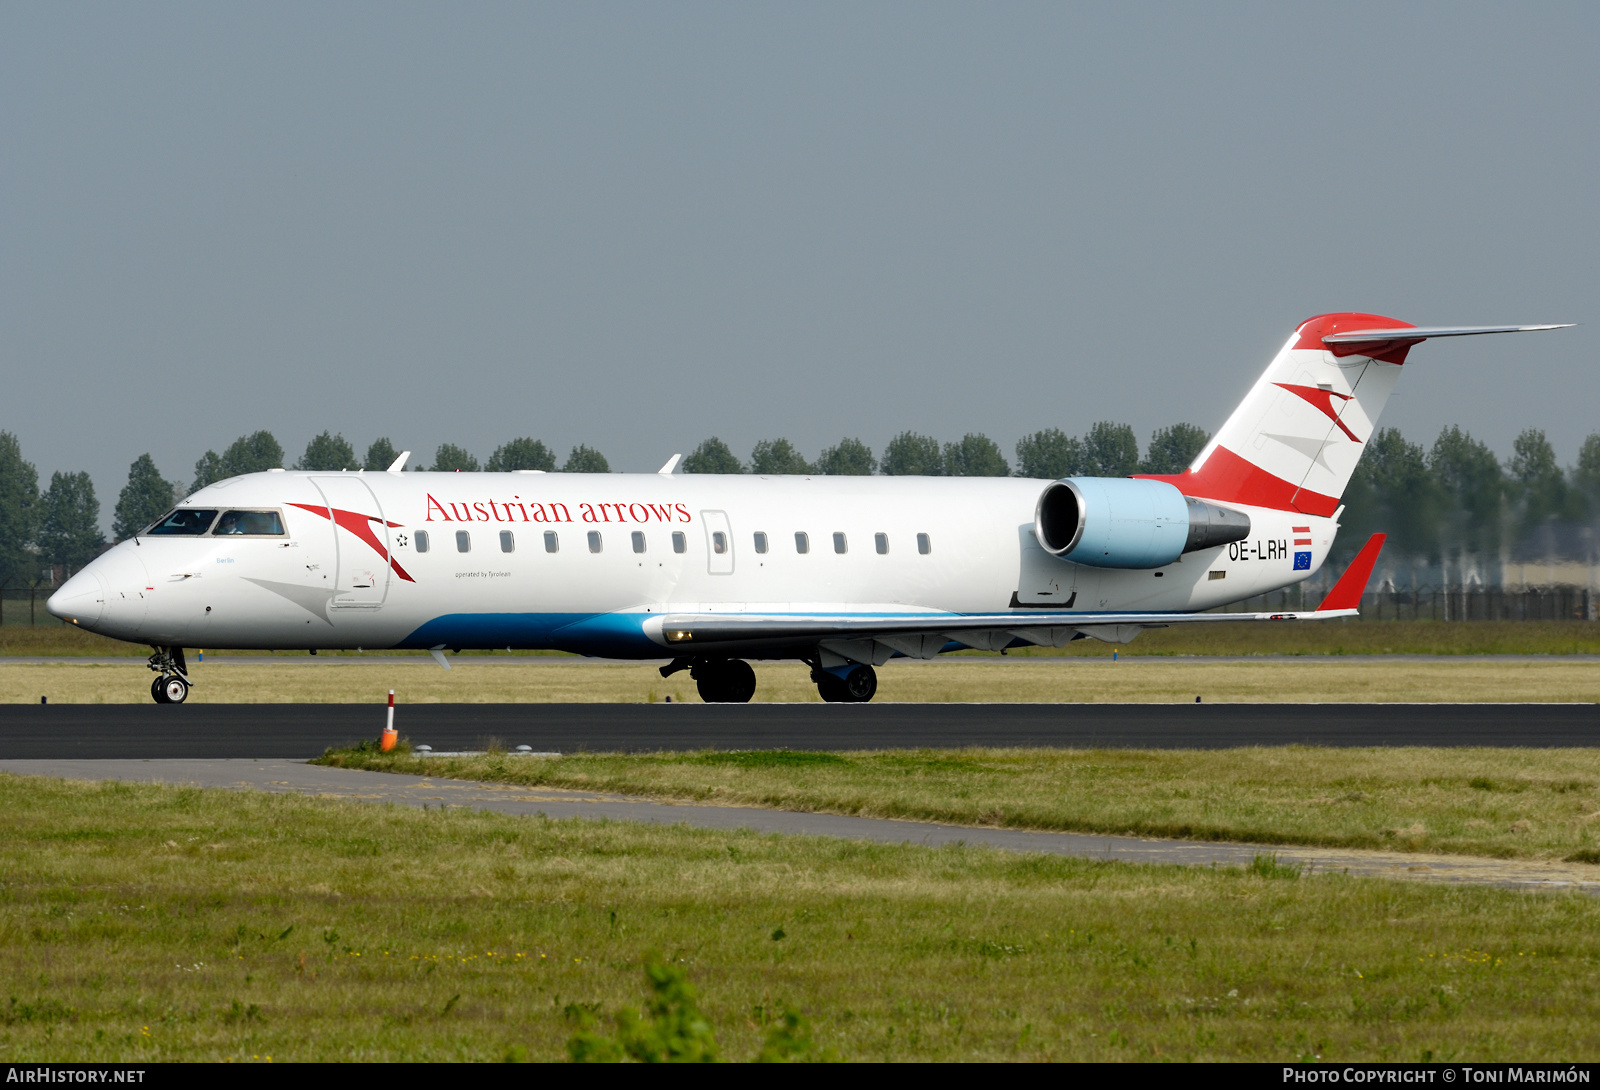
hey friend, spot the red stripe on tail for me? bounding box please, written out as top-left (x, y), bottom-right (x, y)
top-left (1136, 446), bottom-right (1340, 516)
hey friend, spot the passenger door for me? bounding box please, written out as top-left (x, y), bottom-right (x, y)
top-left (309, 476), bottom-right (389, 607)
top-left (700, 510), bottom-right (734, 575)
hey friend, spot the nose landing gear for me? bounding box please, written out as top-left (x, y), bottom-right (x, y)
top-left (147, 646), bottom-right (191, 704)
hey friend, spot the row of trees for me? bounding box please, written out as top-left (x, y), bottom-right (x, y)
top-left (678, 422), bottom-right (1212, 478)
top-left (186, 430), bottom-right (615, 487)
top-left (181, 424), bottom-right (1215, 482)
top-left (4, 421), bottom-right (1599, 587)
top-left (1342, 426), bottom-right (1600, 565)
top-left (0, 433), bottom-right (106, 584)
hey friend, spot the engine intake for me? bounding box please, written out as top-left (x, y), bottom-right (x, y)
top-left (1034, 478), bottom-right (1251, 569)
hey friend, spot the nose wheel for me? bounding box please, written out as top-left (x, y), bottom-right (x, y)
top-left (151, 675), bottom-right (190, 704)
top-left (146, 646), bottom-right (192, 704)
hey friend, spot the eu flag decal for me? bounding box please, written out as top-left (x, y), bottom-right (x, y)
top-left (1293, 551), bottom-right (1312, 571)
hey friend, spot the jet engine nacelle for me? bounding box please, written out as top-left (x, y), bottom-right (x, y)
top-left (1033, 477), bottom-right (1251, 569)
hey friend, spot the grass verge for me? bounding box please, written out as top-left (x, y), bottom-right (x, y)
top-left (319, 746), bottom-right (1600, 863)
top-left (6, 658), bottom-right (1600, 704)
top-left (3, 771), bottom-right (1600, 1061)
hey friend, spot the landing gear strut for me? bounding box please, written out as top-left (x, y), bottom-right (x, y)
top-left (147, 646), bottom-right (191, 705)
top-left (813, 663), bottom-right (877, 703)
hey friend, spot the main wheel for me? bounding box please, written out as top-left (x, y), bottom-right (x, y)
top-left (816, 672), bottom-right (848, 702)
top-left (151, 676), bottom-right (171, 704)
top-left (816, 665), bottom-right (877, 703)
top-left (161, 675), bottom-right (190, 704)
top-left (694, 659), bottom-right (756, 703)
top-left (841, 664), bottom-right (877, 702)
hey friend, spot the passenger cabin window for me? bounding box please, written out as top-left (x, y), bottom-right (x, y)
top-left (795, 532), bottom-right (809, 554)
top-left (712, 531), bottom-right (727, 554)
top-left (146, 509), bottom-right (218, 536)
top-left (632, 531), bottom-right (646, 554)
top-left (833, 532), bottom-right (847, 554)
top-left (753, 532), bottom-right (768, 554)
top-left (213, 510), bottom-right (286, 536)
top-left (456, 531), bottom-right (471, 553)
top-left (414, 530), bottom-right (431, 553)
top-left (874, 532), bottom-right (888, 555)
top-left (672, 531), bottom-right (686, 554)
top-left (500, 531), bottom-right (515, 553)
top-left (544, 531), bottom-right (559, 553)
top-left (588, 531), bottom-right (603, 553)
top-left (917, 533), bottom-right (931, 555)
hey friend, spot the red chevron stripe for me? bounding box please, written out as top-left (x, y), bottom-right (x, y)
top-left (1273, 383), bottom-right (1361, 442)
top-left (288, 503), bottom-right (416, 583)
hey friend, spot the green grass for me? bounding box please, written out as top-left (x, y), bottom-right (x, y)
top-left (320, 746), bottom-right (1600, 862)
top-left (3, 772), bottom-right (1600, 1061)
top-left (9, 657), bottom-right (1598, 705)
top-left (3, 620), bottom-right (1597, 658)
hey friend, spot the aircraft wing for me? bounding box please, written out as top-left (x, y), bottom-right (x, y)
top-left (648, 533), bottom-right (1386, 661)
top-left (647, 605), bottom-right (1358, 660)
top-left (650, 604), bottom-right (1355, 646)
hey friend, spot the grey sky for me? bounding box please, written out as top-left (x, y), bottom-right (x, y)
top-left (3, 2), bottom-right (1595, 515)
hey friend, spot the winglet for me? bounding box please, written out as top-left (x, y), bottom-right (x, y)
top-left (1316, 533), bottom-right (1386, 611)
top-left (387, 451), bottom-right (411, 473)
top-left (658, 453), bottom-right (681, 475)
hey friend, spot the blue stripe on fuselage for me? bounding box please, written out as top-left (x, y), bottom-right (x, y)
top-left (400, 608), bottom-right (1198, 658)
top-left (400, 613), bottom-right (662, 656)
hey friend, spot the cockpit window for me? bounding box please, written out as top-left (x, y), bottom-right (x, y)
top-left (212, 510), bottom-right (286, 536)
top-left (145, 509), bottom-right (219, 535)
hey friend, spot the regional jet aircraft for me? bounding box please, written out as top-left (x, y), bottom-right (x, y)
top-left (48, 313), bottom-right (1568, 703)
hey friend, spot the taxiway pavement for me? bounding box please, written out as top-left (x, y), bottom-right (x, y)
top-left (0, 702), bottom-right (1594, 759)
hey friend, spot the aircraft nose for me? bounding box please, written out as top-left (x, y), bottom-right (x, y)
top-left (47, 569), bottom-right (106, 627)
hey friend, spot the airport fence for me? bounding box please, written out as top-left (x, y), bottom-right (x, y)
top-left (0, 584), bottom-right (63, 627)
top-left (1225, 584), bottom-right (1598, 622)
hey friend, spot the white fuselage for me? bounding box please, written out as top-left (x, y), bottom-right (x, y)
top-left (52, 469), bottom-right (1336, 657)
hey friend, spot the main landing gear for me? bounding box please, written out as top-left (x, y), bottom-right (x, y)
top-left (147, 646), bottom-right (191, 704)
top-left (813, 664), bottom-right (877, 703)
top-left (660, 657), bottom-right (758, 703)
top-left (657, 656), bottom-right (879, 703)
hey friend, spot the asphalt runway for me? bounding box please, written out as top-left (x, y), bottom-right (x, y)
top-left (0, 702), bottom-right (1594, 758)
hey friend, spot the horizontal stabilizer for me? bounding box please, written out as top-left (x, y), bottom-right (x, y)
top-left (1316, 533), bottom-right (1386, 612)
top-left (1321, 324), bottom-right (1571, 344)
